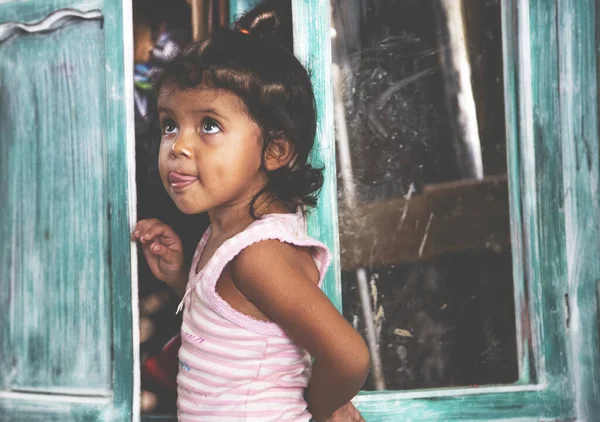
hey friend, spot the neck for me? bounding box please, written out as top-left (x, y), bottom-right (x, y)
top-left (207, 192), bottom-right (292, 239)
top-left (208, 201), bottom-right (253, 239)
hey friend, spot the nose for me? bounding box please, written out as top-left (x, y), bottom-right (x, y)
top-left (170, 136), bottom-right (192, 159)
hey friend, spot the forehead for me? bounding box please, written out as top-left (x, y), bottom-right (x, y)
top-left (157, 86), bottom-right (247, 115)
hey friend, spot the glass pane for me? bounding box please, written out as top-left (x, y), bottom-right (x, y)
top-left (331, 0), bottom-right (519, 390)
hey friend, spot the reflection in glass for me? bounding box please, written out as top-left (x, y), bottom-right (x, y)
top-left (331, 0), bottom-right (518, 390)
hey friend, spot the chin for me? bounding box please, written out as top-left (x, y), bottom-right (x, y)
top-left (169, 197), bottom-right (208, 215)
top-left (173, 202), bottom-right (204, 215)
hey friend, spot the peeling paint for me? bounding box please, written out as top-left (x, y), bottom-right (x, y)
top-left (0, 18), bottom-right (111, 392)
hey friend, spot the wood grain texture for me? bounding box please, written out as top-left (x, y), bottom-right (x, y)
top-left (501, 0), bottom-right (531, 385)
top-left (521, 2), bottom-right (572, 414)
top-left (0, 0), bottom-right (136, 419)
top-left (0, 393), bottom-right (109, 422)
top-left (557, 0), bottom-right (600, 419)
top-left (354, 385), bottom-right (564, 421)
top-left (292, 0), bottom-right (342, 311)
top-left (0, 18), bottom-right (111, 393)
top-left (0, 0), bottom-right (102, 23)
top-left (0, 9), bottom-right (103, 42)
top-left (103, 0), bottom-right (136, 418)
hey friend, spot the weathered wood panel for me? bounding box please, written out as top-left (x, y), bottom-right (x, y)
top-left (0, 18), bottom-right (111, 393)
top-left (0, 0), bottom-right (102, 23)
top-left (103, 0), bottom-right (138, 417)
top-left (502, 0), bottom-right (531, 385)
top-left (292, 0), bottom-right (342, 311)
top-left (523, 2), bottom-right (572, 414)
top-left (354, 385), bottom-right (564, 421)
top-left (557, 0), bottom-right (600, 419)
top-left (0, 393), bottom-right (109, 422)
top-left (0, 0), bottom-right (136, 419)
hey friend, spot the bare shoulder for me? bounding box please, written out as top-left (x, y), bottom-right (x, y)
top-left (228, 238), bottom-right (326, 330)
top-left (231, 239), bottom-right (319, 286)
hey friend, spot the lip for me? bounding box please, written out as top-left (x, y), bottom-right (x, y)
top-left (168, 172), bottom-right (198, 191)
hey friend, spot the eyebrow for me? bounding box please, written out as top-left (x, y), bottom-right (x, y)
top-left (158, 106), bottom-right (228, 121)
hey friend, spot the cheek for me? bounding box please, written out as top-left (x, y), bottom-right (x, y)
top-left (238, 139), bottom-right (264, 170)
top-left (158, 143), bottom-right (170, 181)
top-left (219, 149), bottom-right (260, 179)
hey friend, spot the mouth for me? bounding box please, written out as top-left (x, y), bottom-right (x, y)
top-left (168, 172), bottom-right (199, 191)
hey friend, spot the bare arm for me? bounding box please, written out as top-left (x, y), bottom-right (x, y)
top-left (230, 240), bottom-right (370, 422)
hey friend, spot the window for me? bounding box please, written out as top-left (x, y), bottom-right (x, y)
top-left (1, 1), bottom-right (598, 420)
top-left (293, 0), bottom-right (600, 420)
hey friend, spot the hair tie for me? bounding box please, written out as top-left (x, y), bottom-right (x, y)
top-left (239, 28), bottom-right (250, 35)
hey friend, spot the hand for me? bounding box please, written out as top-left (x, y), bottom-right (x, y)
top-left (326, 402), bottom-right (364, 422)
top-left (132, 219), bottom-right (186, 291)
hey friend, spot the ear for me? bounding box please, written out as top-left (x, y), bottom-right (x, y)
top-left (264, 138), bottom-right (295, 171)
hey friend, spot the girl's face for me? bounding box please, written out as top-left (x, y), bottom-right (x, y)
top-left (157, 86), bottom-right (267, 215)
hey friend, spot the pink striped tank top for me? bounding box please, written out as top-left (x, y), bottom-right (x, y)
top-left (176, 212), bottom-right (332, 421)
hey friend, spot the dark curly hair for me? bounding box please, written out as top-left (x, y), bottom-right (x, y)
top-left (155, 0), bottom-right (323, 218)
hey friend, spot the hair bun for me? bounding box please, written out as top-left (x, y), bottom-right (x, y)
top-left (234, 0), bottom-right (293, 51)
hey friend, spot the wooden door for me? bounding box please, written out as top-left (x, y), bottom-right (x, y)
top-left (0, 1), bottom-right (137, 420)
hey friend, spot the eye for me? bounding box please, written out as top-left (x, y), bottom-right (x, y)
top-left (161, 118), bottom-right (178, 135)
top-left (201, 118), bottom-right (221, 135)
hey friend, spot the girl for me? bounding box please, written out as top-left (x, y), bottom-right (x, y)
top-left (132, 2), bottom-right (370, 420)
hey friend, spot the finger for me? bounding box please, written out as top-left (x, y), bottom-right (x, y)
top-left (132, 218), bottom-right (162, 240)
top-left (133, 218), bottom-right (159, 236)
top-left (138, 220), bottom-right (166, 244)
top-left (142, 223), bottom-right (180, 249)
top-left (141, 243), bottom-right (160, 266)
top-left (149, 242), bottom-right (182, 266)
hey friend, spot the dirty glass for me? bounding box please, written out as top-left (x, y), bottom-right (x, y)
top-left (331, 0), bottom-right (519, 390)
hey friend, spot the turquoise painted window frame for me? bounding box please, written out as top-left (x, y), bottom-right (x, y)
top-left (289, 0), bottom-right (600, 420)
top-left (3, 0), bottom-right (596, 419)
top-left (0, 0), bottom-right (138, 420)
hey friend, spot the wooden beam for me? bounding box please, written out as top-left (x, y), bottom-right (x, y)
top-left (339, 176), bottom-right (510, 270)
top-left (219, 0), bottom-right (228, 28)
top-left (190, 0), bottom-right (207, 41)
top-left (292, 0), bottom-right (342, 310)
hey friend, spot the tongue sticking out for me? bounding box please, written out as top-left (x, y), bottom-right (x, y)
top-left (168, 172), bottom-right (198, 183)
